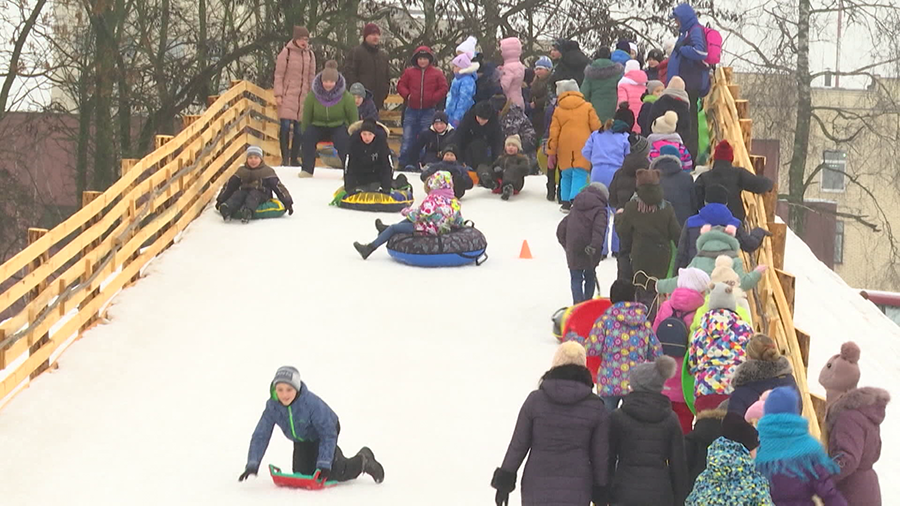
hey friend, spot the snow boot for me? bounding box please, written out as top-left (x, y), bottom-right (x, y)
top-left (353, 242), bottom-right (375, 260)
top-left (219, 203), bottom-right (232, 221)
top-left (393, 173), bottom-right (409, 189)
top-left (289, 134), bottom-right (301, 167)
top-left (240, 207), bottom-right (252, 224)
top-left (560, 201), bottom-right (572, 214)
top-left (298, 170), bottom-right (314, 178)
top-left (357, 447), bottom-right (384, 483)
top-left (501, 184), bottom-right (513, 201)
top-left (279, 128), bottom-right (291, 167)
top-left (546, 169), bottom-right (557, 201)
top-left (375, 219), bottom-right (388, 233)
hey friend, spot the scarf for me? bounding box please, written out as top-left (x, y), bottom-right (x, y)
top-left (313, 74), bottom-right (347, 107)
top-left (663, 88), bottom-right (690, 103)
top-left (755, 413), bottom-right (840, 480)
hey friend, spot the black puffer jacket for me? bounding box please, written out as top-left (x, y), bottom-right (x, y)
top-left (610, 391), bottom-right (689, 506)
top-left (648, 94), bottom-right (691, 143)
top-left (344, 129), bottom-right (392, 193)
top-left (653, 153), bottom-right (698, 226)
top-left (608, 139), bottom-right (650, 209)
top-left (550, 40), bottom-right (591, 92)
top-left (728, 357), bottom-right (797, 417)
top-left (684, 407), bottom-right (726, 488)
top-left (557, 184), bottom-right (609, 270)
top-left (695, 160), bottom-right (774, 222)
top-left (410, 126), bottom-right (456, 166)
top-left (474, 62), bottom-right (503, 104)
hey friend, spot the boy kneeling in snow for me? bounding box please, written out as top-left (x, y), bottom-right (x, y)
top-left (239, 366), bottom-right (384, 484)
top-left (216, 146), bottom-right (294, 223)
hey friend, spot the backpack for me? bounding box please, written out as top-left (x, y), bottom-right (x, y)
top-left (701, 25), bottom-right (722, 66)
top-left (657, 309), bottom-right (689, 357)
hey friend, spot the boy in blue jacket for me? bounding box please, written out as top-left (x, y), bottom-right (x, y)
top-left (239, 366), bottom-right (384, 484)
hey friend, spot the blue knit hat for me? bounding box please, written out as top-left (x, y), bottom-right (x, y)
top-left (764, 386), bottom-right (801, 415)
top-left (535, 56), bottom-right (553, 70)
top-left (659, 144), bottom-right (681, 158)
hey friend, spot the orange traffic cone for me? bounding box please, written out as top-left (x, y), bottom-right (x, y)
top-left (519, 240), bottom-right (533, 259)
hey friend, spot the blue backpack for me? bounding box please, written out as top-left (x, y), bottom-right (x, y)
top-left (657, 309), bottom-right (689, 357)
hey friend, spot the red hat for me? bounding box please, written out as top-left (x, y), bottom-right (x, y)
top-left (714, 140), bottom-right (734, 162)
top-left (363, 23), bottom-right (381, 38)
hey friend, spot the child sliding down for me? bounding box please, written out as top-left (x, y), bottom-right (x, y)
top-left (239, 366), bottom-right (384, 484)
top-left (477, 135), bottom-right (530, 200)
top-left (216, 146), bottom-right (294, 223)
top-left (353, 171), bottom-right (463, 259)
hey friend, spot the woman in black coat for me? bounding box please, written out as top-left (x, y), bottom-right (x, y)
top-left (727, 333), bottom-right (797, 417)
top-left (609, 356), bottom-right (689, 506)
top-left (492, 342), bottom-right (609, 506)
top-left (695, 140), bottom-right (774, 222)
top-left (344, 120), bottom-right (393, 194)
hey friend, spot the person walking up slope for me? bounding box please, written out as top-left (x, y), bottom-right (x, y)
top-left (695, 140), bottom-right (774, 222)
top-left (617, 60), bottom-right (648, 131)
top-left (491, 342), bottom-right (610, 506)
top-left (581, 48), bottom-right (623, 122)
top-left (547, 79), bottom-right (601, 212)
top-left (616, 168), bottom-right (682, 281)
top-left (557, 182), bottom-right (610, 304)
top-left (274, 26), bottom-right (316, 166)
top-left (609, 355), bottom-right (689, 506)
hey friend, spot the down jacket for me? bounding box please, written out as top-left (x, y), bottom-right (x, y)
top-left (499, 103), bottom-right (537, 153)
top-left (658, 227), bottom-right (762, 294)
top-left (446, 69), bottom-right (477, 126)
top-left (499, 38), bottom-right (526, 108)
top-left (397, 46), bottom-right (449, 110)
top-left (247, 381), bottom-right (338, 472)
top-left (618, 69), bottom-right (648, 131)
top-left (653, 153), bottom-right (698, 226)
top-left (274, 42), bottom-right (316, 121)
top-left (547, 90), bottom-right (601, 171)
top-left (608, 139), bottom-right (650, 209)
top-left (668, 3), bottom-right (711, 94)
top-left (728, 356), bottom-right (797, 417)
top-left (826, 387), bottom-right (890, 506)
top-left (674, 203), bottom-right (769, 270)
top-left (216, 163), bottom-right (293, 208)
top-left (344, 126), bottom-right (393, 193)
top-left (609, 391), bottom-right (689, 506)
top-left (549, 40), bottom-right (591, 91)
top-left (557, 184), bottom-right (610, 270)
top-left (581, 59), bottom-right (623, 122)
top-left (420, 161), bottom-right (473, 199)
top-left (302, 74), bottom-right (358, 130)
top-left (685, 406), bottom-right (726, 486)
top-left (402, 171), bottom-right (463, 235)
top-left (695, 160), bottom-right (774, 222)
top-left (496, 364), bottom-right (609, 506)
top-left (686, 437), bottom-right (775, 505)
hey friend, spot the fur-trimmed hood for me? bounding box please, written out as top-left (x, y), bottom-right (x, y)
top-left (347, 119), bottom-right (391, 137)
top-left (696, 408), bottom-right (727, 421)
top-left (650, 153), bottom-right (683, 175)
top-left (731, 357), bottom-right (793, 388)
top-left (825, 386), bottom-right (890, 432)
top-left (584, 59), bottom-right (624, 81)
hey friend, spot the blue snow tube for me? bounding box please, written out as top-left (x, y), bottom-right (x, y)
top-left (386, 224), bottom-right (488, 267)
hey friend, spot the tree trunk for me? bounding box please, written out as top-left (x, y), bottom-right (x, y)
top-left (76, 73), bottom-right (94, 199)
top-left (788, 0), bottom-right (813, 234)
top-left (91, 2), bottom-right (117, 190)
top-left (115, 0), bottom-right (132, 158)
top-left (198, 0), bottom-right (209, 100)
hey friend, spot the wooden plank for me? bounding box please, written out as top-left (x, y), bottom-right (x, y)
top-left (26, 228), bottom-right (50, 380)
top-left (796, 328), bottom-right (811, 371)
top-left (207, 95), bottom-right (220, 107)
top-left (120, 159), bottom-right (139, 177)
top-left (734, 99), bottom-right (749, 119)
top-left (723, 67), bottom-right (734, 83)
top-left (769, 222), bottom-right (787, 270)
top-left (739, 118), bottom-right (753, 151)
top-left (811, 394), bottom-right (827, 436)
top-left (155, 135), bottom-right (174, 151)
top-left (775, 268), bottom-right (796, 315)
top-left (79, 191), bottom-right (104, 332)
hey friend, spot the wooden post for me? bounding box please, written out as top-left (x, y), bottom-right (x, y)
top-left (182, 115), bottom-right (201, 129)
top-left (811, 394), bottom-right (827, 435)
top-left (796, 328), bottom-right (811, 371)
top-left (728, 84), bottom-right (741, 100)
top-left (735, 99), bottom-right (749, 119)
top-left (155, 135), bottom-right (173, 150)
top-left (775, 269), bottom-right (796, 315)
top-left (120, 161), bottom-right (141, 286)
top-left (230, 79), bottom-right (243, 88)
top-left (739, 118), bottom-right (753, 151)
top-left (27, 227), bottom-right (51, 379)
top-left (723, 67), bottom-right (734, 83)
top-left (120, 158), bottom-right (139, 178)
top-left (80, 191), bottom-right (104, 333)
top-left (762, 183), bottom-right (778, 227)
top-left (769, 222), bottom-right (787, 270)
top-left (749, 155), bottom-right (766, 175)
top-left (207, 95), bottom-right (220, 107)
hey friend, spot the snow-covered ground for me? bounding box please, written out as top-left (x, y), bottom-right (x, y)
top-left (0, 168), bottom-right (896, 504)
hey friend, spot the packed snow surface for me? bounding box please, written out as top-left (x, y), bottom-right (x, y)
top-left (0, 168), bottom-right (896, 504)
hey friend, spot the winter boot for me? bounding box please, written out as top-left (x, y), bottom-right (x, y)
top-left (357, 447), bottom-right (384, 483)
top-left (289, 138), bottom-right (301, 167)
top-left (240, 207), bottom-right (253, 224)
top-left (501, 184), bottom-right (513, 201)
top-left (353, 242), bottom-right (375, 260)
top-left (546, 169), bottom-right (557, 201)
top-left (219, 203), bottom-right (232, 222)
top-left (393, 173), bottom-right (409, 190)
top-left (375, 219), bottom-right (388, 233)
top-left (279, 128), bottom-right (291, 167)
top-left (560, 201), bottom-right (572, 214)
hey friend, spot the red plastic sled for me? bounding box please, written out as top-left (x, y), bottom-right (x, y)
top-left (269, 465), bottom-right (338, 490)
top-left (556, 297), bottom-right (613, 343)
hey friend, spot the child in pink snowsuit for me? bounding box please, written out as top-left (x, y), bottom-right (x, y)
top-left (498, 37), bottom-right (525, 109)
top-left (653, 267), bottom-right (710, 433)
top-left (617, 60), bottom-right (648, 133)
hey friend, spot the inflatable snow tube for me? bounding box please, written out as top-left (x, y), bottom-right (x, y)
top-left (317, 142), bottom-right (342, 169)
top-left (331, 187), bottom-right (414, 213)
top-left (386, 225), bottom-right (488, 267)
top-left (253, 199), bottom-right (287, 219)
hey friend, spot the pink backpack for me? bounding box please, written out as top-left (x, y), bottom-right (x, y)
top-left (702, 25), bottom-right (722, 66)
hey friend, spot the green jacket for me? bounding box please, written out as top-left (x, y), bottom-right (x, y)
top-left (302, 91), bottom-right (358, 130)
top-left (580, 59), bottom-right (623, 122)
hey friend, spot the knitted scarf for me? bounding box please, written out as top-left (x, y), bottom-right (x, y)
top-left (313, 74), bottom-right (347, 107)
top-left (755, 413), bottom-right (840, 480)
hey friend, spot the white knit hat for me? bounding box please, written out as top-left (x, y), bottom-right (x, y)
top-left (652, 110), bottom-right (678, 135)
top-left (456, 36), bottom-right (477, 56)
top-left (710, 255), bottom-right (740, 287)
top-left (556, 79), bottom-right (580, 96)
top-left (552, 342), bottom-right (586, 368)
top-left (624, 59), bottom-right (640, 73)
top-left (677, 267), bottom-right (711, 293)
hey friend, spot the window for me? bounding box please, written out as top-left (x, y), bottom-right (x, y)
top-left (822, 150), bottom-right (847, 192)
top-left (834, 221), bottom-right (844, 265)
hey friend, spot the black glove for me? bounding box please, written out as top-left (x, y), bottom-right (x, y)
top-left (286, 204), bottom-right (294, 215)
top-left (591, 485), bottom-right (608, 505)
top-left (491, 468), bottom-right (516, 505)
top-left (238, 464), bottom-right (259, 482)
top-left (585, 245), bottom-right (597, 257)
top-left (494, 490), bottom-right (509, 506)
top-left (316, 468), bottom-right (330, 483)
top-left (215, 201), bottom-right (222, 210)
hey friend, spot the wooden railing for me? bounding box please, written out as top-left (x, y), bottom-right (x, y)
top-left (0, 80), bottom-right (279, 404)
top-left (705, 67), bottom-right (821, 437)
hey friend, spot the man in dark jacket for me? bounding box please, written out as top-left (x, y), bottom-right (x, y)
top-left (397, 46), bottom-right (449, 168)
top-left (216, 146), bottom-right (294, 223)
top-left (344, 120), bottom-right (393, 194)
top-left (668, 3), bottom-right (710, 162)
top-left (549, 39), bottom-right (590, 94)
top-left (695, 140), bottom-right (774, 222)
top-left (456, 101), bottom-right (503, 170)
top-left (674, 183), bottom-right (770, 270)
top-left (343, 23), bottom-right (390, 110)
top-left (655, 144), bottom-right (699, 226)
top-left (420, 145), bottom-right (473, 199)
top-left (408, 111), bottom-right (456, 168)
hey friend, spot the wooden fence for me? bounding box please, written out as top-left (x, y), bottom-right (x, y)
top-left (0, 80), bottom-right (280, 404)
top-left (706, 67), bottom-right (822, 437)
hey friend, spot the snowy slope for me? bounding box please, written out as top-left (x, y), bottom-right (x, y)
top-left (785, 227), bottom-right (900, 501)
top-left (0, 169), bottom-right (615, 505)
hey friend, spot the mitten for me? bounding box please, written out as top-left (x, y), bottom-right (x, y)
top-left (238, 463), bottom-right (259, 482)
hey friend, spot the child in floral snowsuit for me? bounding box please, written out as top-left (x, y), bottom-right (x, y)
top-left (353, 171), bottom-right (463, 259)
top-left (575, 280), bottom-right (662, 411)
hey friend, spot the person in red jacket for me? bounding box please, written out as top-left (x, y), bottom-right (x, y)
top-left (397, 46), bottom-right (449, 169)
